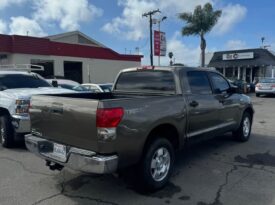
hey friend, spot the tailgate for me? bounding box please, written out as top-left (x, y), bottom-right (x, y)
top-left (30, 95), bottom-right (99, 151)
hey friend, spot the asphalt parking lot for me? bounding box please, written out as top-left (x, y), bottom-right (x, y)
top-left (1, 94), bottom-right (275, 205)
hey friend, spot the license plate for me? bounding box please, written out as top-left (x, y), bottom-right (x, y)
top-left (261, 87), bottom-right (271, 90)
top-left (53, 143), bottom-right (67, 161)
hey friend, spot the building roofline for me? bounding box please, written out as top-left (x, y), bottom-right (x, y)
top-left (0, 34), bottom-right (143, 62)
top-left (46, 30), bottom-right (107, 48)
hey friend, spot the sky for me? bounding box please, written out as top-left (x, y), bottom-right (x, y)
top-left (0, 0), bottom-right (274, 66)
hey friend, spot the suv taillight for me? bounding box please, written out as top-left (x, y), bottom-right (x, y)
top-left (271, 84), bottom-right (275, 88)
top-left (96, 108), bottom-right (124, 128)
top-left (256, 83), bottom-right (261, 88)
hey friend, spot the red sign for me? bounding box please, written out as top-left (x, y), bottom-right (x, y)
top-left (154, 31), bottom-right (166, 56)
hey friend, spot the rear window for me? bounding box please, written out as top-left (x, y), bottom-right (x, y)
top-left (115, 70), bottom-right (176, 93)
top-left (0, 74), bottom-right (51, 89)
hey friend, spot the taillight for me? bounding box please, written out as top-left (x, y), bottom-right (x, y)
top-left (255, 83), bottom-right (260, 88)
top-left (96, 108), bottom-right (124, 128)
top-left (272, 84), bottom-right (275, 88)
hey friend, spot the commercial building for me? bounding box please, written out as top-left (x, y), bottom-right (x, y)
top-left (208, 48), bottom-right (275, 83)
top-left (0, 31), bottom-right (142, 83)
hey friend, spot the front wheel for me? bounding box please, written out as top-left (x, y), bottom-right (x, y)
top-left (0, 114), bottom-right (14, 148)
top-left (233, 112), bottom-right (252, 142)
top-left (138, 138), bottom-right (175, 192)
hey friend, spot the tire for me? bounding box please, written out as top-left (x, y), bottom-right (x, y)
top-left (233, 112), bottom-right (252, 142)
top-left (256, 93), bottom-right (260, 97)
top-left (0, 114), bottom-right (14, 148)
top-left (138, 138), bottom-right (175, 192)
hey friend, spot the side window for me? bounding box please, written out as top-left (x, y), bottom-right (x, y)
top-left (209, 73), bottom-right (230, 93)
top-left (187, 71), bottom-right (212, 95)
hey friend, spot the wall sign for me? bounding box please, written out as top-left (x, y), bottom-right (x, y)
top-left (222, 52), bottom-right (254, 60)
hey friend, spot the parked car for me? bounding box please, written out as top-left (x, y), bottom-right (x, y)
top-left (231, 79), bottom-right (250, 93)
top-left (0, 66), bottom-right (75, 148)
top-left (255, 78), bottom-right (275, 97)
top-left (82, 83), bottom-right (113, 92)
top-left (47, 79), bottom-right (90, 92)
top-left (25, 66), bottom-right (254, 191)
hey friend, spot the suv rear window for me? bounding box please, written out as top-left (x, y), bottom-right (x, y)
top-left (0, 74), bottom-right (51, 89)
top-left (115, 70), bottom-right (176, 93)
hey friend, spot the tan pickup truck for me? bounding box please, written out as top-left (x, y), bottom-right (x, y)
top-left (25, 66), bottom-right (254, 191)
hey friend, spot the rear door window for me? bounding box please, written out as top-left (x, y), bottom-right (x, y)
top-left (187, 71), bottom-right (212, 95)
top-left (115, 70), bottom-right (176, 93)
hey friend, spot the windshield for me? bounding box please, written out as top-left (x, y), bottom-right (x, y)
top-left (99, 84), bottom-right (113, 92)
top-left (0, 73), bottom-right (51, 89)
top-left (260, 78), bottom-right (275, 83)
top-left (115, 70), bottom-right (176, 93)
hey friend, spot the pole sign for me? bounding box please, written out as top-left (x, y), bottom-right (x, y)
top-left (154, 30), bottom-right (166, 56)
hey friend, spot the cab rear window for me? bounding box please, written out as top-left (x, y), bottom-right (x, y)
top-left (115, 70), bottom-right (176, 93)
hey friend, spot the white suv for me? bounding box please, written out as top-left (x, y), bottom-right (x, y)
top-left (0, 65), bottom-right (74, 148)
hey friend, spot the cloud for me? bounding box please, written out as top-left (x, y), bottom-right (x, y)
top-left (225, 40), bottom-right (247, 50)
top-left (102, 0), bottom-right (213, 41)
top-left (33, 0), bottom-right (103, 31)
top-left (212, 4), bottom-right (247, 35)
top-left (166, 32), bottom-right (201, 66)
top-left (9, 16), bottom-right (46, 36)
top-left (0, 19), bottom-right (7, 33)
top-left (0, 0), bottom-right (27, 10)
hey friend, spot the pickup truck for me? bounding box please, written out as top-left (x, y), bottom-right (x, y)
top-left (25, 66), bottom-right (254, 191)
top-left (0, 66), bottom-right (74, 148)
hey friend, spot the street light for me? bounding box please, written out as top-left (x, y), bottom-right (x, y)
top-left (153, 16), bottom-right (167, 66)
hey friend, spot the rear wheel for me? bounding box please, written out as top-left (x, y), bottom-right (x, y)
top-left (233, 112), bottom-right (252, 142)
top-left (0, 114), bottom-right (14, 148)
top-left (138, 138), bottom-right (175, 192)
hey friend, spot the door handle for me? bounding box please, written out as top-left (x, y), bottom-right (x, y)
top-left (189, 101), bottom-right (199, 107)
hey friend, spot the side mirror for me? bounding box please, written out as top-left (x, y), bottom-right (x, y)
top-left (213, 88), bottom-right (222, 94)
top-left (52, 80), bottom-right (58, 87)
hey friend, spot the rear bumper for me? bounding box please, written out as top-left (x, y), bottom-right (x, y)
top-left (25, 134), bottom-right (118, 174)
top-left (255, 88), bottom-right (275, 94)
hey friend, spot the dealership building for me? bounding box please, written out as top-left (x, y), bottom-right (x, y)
top-left (0, 31), bottom-right (142, 83)
top-left (208, 48), bottom-right (275, 83)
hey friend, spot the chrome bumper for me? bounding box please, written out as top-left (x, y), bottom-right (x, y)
top-left (25, 134), bottom-right (118, 174)
top-left (11, 115), bottom-right (30, 133)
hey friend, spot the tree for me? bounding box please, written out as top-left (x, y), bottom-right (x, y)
top-left (179, 3), bottom-right (222, 67)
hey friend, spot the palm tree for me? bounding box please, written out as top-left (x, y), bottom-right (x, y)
top-left (179, 3), bottom-right (222, 67)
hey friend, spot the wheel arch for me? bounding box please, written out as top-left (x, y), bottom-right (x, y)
top-left (244, 106), bottom-right (254, 121)
top-left (0, 107), bottom-right (11, 116)
top-left (142, 123), bottom-right (180, 156)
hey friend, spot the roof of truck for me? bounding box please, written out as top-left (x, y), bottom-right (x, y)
top-left (122, 66), bottom-right (217, 73)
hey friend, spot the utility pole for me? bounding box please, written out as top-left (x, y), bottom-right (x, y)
top-left (142, 9), bottom-right (160, 66)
